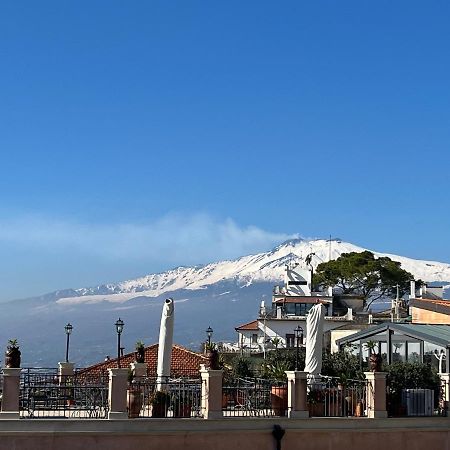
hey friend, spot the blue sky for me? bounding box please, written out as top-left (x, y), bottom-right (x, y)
top-left (0, 1), bottom-right (449, 301)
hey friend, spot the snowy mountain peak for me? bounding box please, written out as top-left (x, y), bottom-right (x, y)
top-left (54, 239), bottom-right (450, 306)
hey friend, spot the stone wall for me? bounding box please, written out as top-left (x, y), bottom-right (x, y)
top-left (0, 417), bottom-right (449, 450)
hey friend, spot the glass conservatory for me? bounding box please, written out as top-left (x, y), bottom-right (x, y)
top-left (336, 323), bottom-right (450, 372)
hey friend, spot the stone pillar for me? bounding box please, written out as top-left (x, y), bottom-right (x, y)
top-left (130, 362), bottom-right (147, 380)
top-left (108, 368), bottom-right (129, 419)
top-left (364, 372), bottom-right (388, 418)
top-left (285, 371), bottom-right (309, 418)
top-left (0, 368), bottom-right (21, 419)
top-left (58, 362), bottom-right (74, 383)
top-left (200, 364), bottom-right (223, 419)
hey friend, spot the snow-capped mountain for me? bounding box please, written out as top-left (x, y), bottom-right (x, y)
top-left (55, 238), bottom-right (450, 306)
top-left (2, 238), bottom-right (449, 367)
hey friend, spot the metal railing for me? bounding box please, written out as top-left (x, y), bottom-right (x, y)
top-left (20, 369), bottom-right (109, 419)
top-left (222, 377), bottom-right (287, 417)
top-left (308, 376), bottom-right (368, 417)
top-left (127, 376), bottom-right (203, 418)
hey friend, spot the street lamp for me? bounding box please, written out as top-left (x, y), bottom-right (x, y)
top-left (206, 326), bottom-right (213, 346)
top-left (115, 318), bottom-right (124, 368)
top-left (294, 325), bottom-right (303, 371)
top-left (64, 323), bottom-right (73, 363)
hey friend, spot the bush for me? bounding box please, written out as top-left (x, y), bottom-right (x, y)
top-left (386, 361), bottom-right (440, 398)
top-left (321, 350), bottom-right (363, 382)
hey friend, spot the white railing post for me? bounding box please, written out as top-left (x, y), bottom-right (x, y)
top-left (108, 368), bottom-right (129, 419)
top-left (200, 364), bottom-right (223, 419)
top-left (364, 371), bottom-right (388, 418)
top-left (285, 371), bottom-right (309, 418)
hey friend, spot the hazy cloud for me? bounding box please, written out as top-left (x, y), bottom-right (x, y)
top-left (0, 213), bottom-right (296, 267)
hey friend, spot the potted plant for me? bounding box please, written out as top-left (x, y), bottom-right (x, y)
top-left (5, 339), bottom-right (21, 368)
top-left (127, 370), bottom-right (143, 418)
top-left (308, 388), bottom-right (325, 417)
top-left (364, 341), bottom-right (382, 372)
top-left (263, 361), bottom-right (289, 416)
top-left (204, 342), bottom-right (219, 370)
top-left (134, 340), bottom-right (145, 364)
top-left (151, 390), bottom-right (170, 418)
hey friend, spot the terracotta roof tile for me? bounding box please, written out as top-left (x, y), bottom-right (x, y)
top-left (79, 344), bottom-right (208, 378)
top-left (235, 320), bottom-right (259, 331)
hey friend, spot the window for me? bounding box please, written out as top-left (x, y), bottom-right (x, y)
top-left (294, 303), bottom-right (313, 316)
top-left (286, 333), bottom-right (295, 348)
top-left (252, 334), bottom-right (258, 344)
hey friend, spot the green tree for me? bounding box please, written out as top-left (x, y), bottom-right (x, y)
top-left (313, 251), bottom-right (415, 308)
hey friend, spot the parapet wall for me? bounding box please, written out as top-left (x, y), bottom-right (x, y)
top-left (0, 417), bottom-right (449, 450)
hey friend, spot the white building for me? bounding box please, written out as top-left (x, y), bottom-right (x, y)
top-left (235, 262), bottom-right (361, 354)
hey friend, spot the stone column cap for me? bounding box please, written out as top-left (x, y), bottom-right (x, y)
top-left (200, 367), bottom-right (223, 377)
top-left (130, 362), bottom-right (147, 368)
top-left (1, 368), bottom-right (21, 376)
top-left (108, 368), bottom-right (129, 377)
top-left (285, 370), bottom-right (308, 380)
top-left (364, 371), bottom-right (387, 379)
top-left (58, 362), bottom-right (74, 368)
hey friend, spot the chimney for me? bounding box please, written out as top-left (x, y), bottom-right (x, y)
top-left (410, 280), bottom-right (416, 300)
top-left (419, 283), bottom-right (427, 298)
top-left (260, 300), bottom-right (266, 316)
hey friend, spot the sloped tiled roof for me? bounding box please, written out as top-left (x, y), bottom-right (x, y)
top-left (79, 343), bottom-right (208, 377)
top-left (410, 298), bottom-right (450, 315)
top-left (235, 320), bottom-right (259, 331)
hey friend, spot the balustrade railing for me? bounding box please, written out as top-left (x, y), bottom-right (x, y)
top-left (308, 376), bottom-right (368, 417)
top-left (19, 369), bottom-right (109, 419)
top-left (222, 377), bottom-right (286, 417)
top-left (127, 376), bottom-right (203, 418)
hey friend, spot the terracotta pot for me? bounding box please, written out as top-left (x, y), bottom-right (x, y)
top-left (309, 401), bottom-right (325, 417)
top-left (127, 388), bottom-right (143, 418)
top-left (151, 402), bottom-right (169, 418)
top-left (222, 391), bottom-right (230, 409)
top-left (271, 385), bottom-right (288, 416)
top-left (369, 353), bottom-right (382, 372)
top-left (205, 350), bottom-right (219, 370)
top-left (174, 404), bottom-right (192, 418)
top-left (135, 348), bottom-right (145, 364)
top-left (4, 348), bottom-right (21, 368)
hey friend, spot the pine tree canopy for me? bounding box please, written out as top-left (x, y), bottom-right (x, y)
top-left (313, 251), bottom-right (415, 308)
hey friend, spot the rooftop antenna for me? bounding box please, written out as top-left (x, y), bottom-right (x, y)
top-left (328, 234), bottom-right (332, 262)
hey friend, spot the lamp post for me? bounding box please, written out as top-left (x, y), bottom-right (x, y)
top-left (206, 326), bottom-right (213, 346)
top-left (64, 323), bottom-right (73, 363)
top-left (115, 318), bottom-right (124, 368)
top-left (294, 325), bottom-right (303, 371)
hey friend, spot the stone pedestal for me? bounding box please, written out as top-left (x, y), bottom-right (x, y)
top-left (108, 368), bottom-right (129, 419)
top-left (200, 364), bottom-right (223, 419)
top-left (0, 368), bottom-right (21, 419)
top-left (130, 362), bottom-right (147, 380)
top-left (58, 362), bottom-right (74, 383)
top-left (364, 372), bottom-right (388, 418)
top-left (285, 371), bottom-right (309, 418)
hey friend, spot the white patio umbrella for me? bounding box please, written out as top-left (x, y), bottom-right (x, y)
top-left (156, 298), bottom-right (174, 391)
top-left (304, 302), bottom-right (325, 382)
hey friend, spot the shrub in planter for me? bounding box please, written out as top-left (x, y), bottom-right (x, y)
top-left (261, 360), bottom-right (289, 417)
top-left (204, 342), bottom-right (219, 370)
top-left (134, 340), bottom-right (145, 364)
top-left (5, 339), bottom-right (21, 368)
top-left (151, 391), bottom-right (170, 418)
top-left (386, 361), bottom-right (440, 416)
